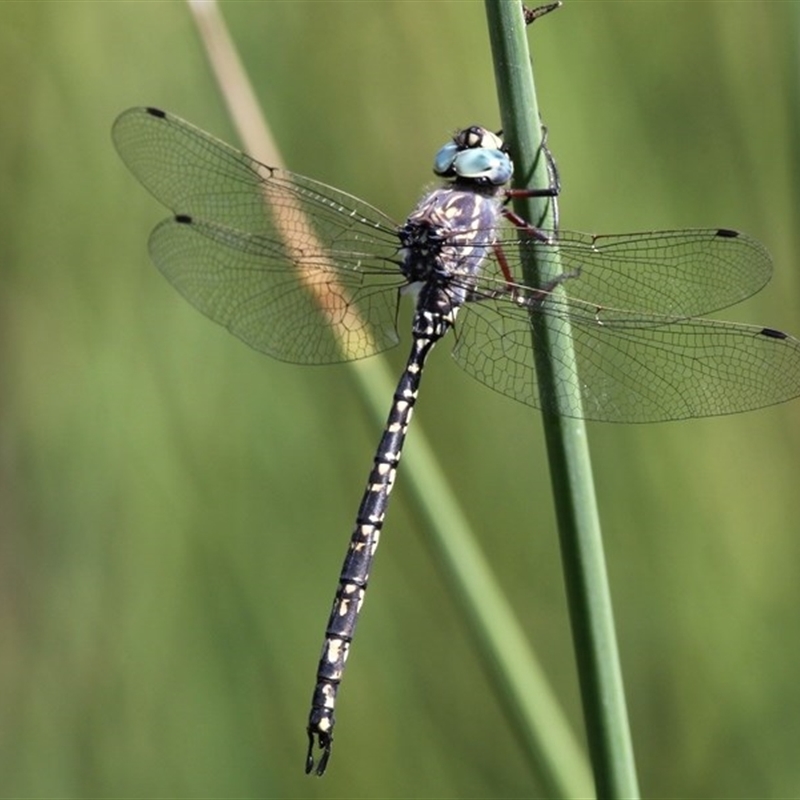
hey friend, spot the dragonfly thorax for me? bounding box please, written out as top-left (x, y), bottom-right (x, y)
top-left (398, 186), bottom-right (503, 300)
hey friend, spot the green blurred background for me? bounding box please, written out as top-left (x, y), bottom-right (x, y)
top-left (2, 1), bottom-right (800, 797)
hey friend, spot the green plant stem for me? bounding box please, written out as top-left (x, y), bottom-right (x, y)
top-left (484, 2), bottom-right (641, 798)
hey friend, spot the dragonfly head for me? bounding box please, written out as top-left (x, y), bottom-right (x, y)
top-left (433, 126), bottom-right (513, 187)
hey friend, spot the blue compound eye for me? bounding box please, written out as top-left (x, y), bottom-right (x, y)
top-left (452, 148), bottom-right (513, 185)
top-left (433, 127), bottom-right (513, 185)
top-left (433, 141), bottom-right (460, 177)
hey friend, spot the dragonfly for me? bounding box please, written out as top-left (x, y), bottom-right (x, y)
top-left (112, 106), bottom-right (800, 775)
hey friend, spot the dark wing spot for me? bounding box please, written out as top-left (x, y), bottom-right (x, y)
top-left (759, 327), bottom-right (788, 340)
top-left (145, 107), bottom-right (167, 119)
top-left (715, 228), bottom-right (739, 239)
top-left (175, 214), bottom-right (193, 225)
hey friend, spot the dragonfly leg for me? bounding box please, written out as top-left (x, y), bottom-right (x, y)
top-left (504, 123), bottom-right (561, 231)
top-left (540, 124), bottom-right (562, 226)
top-left (502, 207), bottom-right (553, 244)
top-left (492, 242), bottom-right (517, 285)
top-left (489, 236), bottom-right (579, 299)
top-left (494, 127), bottom-right (562, 286)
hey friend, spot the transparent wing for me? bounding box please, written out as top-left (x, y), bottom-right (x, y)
top-left (149, 217), bottom-right (404, 362)
top-left (113, 106), bottom-right (404, 363)
top-left (114, 107), bottom-right (797, 419)
top-left (453, 286), bottom-right (800, 422)
top-left (483, 227), bottom-right (772, 318)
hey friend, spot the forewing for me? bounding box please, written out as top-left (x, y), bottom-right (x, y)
top-left (484, 227), bottom-right (773, 318)
top-left (113, 107), bottom-right (404, 362)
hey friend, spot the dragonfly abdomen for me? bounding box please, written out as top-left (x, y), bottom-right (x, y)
top-left (306, 329), bottom-right (440, 775)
